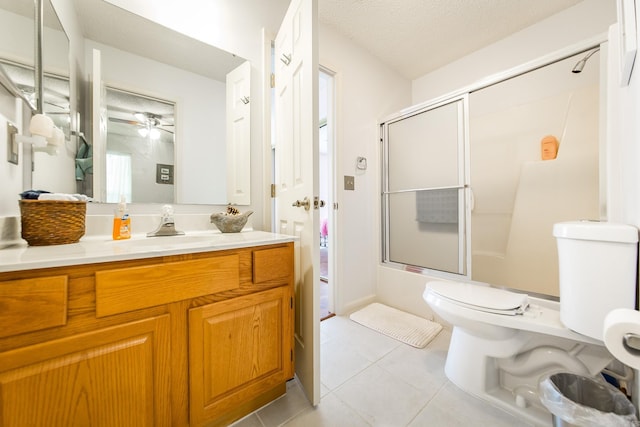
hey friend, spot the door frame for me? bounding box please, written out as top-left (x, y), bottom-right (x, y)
top-left (319, 66), bottom-right (337, 316)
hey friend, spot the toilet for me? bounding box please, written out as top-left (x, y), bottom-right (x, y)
top-left (423, 221), bottom-right (638, 426)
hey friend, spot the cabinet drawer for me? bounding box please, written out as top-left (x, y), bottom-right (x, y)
top-left (0, 276), bottom-right (67, 338)
top-left (96, 255), bottom-right (240, 317)
top-left (252, 246), bottom-right (293, 284)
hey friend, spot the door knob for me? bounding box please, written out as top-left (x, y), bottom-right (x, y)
top-left (292, 197), bottom-right (310, 211)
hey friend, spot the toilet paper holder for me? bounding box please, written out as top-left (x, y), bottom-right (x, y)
top-left (623, 333), bottom-right (640, 353)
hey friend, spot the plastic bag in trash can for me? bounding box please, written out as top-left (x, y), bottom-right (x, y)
top-left (539, 373), bottom-right (638, 427)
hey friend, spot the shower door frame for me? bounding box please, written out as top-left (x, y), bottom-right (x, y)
top-left (380, 94), bottom-right (470, 278)
top-left (379, 35), bottom-right (607, 282)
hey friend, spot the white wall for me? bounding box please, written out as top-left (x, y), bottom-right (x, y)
top-left (412, 0), bottom-right (616, 105)
top-left (319, 23), bottom-right (411, 314)
top-left (0, 10), bottom-right (32, 64)
top-left (607, 17), bottom-right (640, 229)
top-left (378, 0), bottom-right (617, 318)
top-left (0, 97), bottom-right (24, 217)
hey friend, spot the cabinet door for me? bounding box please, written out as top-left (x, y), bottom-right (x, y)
top-left (0, 315), bottom-right (171, 427)
top-left (189, 286), bottom-right (293, 426)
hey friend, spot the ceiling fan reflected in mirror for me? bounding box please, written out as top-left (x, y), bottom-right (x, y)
top-left (108, 111), bottom-right (174, 140)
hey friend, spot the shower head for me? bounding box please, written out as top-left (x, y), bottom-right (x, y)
top-left (572, 48), bottom-right (600, 73)
top-left (572, 59), bottom-right (587, 73)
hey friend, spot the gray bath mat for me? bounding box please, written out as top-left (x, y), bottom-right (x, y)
top-left (349, 303), bottom-right (442, 348)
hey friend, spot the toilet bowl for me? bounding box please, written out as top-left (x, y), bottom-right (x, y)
top-left (425, 282), bottom-right (612, 426)
top-left (423, 221), bottom-right (638, 427)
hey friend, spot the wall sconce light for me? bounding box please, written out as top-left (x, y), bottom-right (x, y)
top-left (13, 113), bottom-right (64, 155)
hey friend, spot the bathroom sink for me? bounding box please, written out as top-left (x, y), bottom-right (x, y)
top-left (107, 234), bottom-right (219, 249)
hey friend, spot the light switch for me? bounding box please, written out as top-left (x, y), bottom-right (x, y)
top-left (7, 122), bottom-right (18, 165)
top-left (344, 175), bottom-right (355, 191)
top-left (156, 163), bottom-right (174, 184)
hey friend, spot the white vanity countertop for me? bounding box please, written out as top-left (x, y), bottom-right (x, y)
top-left (0, 230), bottom-right (296, 273)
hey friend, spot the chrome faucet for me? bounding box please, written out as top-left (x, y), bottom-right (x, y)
top-left (147, 205), bottom-right (185, 237)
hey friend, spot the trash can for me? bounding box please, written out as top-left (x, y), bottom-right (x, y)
top-left (539, 373), bottom-right (638, 427)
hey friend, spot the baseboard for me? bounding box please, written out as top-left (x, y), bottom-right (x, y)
top-left (338, 294), bottom-right (376, 316)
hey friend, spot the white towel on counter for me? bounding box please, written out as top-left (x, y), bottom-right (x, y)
top-left (38, 193), bottom-right (89, 201)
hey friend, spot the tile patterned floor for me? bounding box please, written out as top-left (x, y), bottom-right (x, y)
top-left (231, 315), bottom-right (529, 427)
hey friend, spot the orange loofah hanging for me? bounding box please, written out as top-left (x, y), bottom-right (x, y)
top-left (541, 135), bottom-right (559, 160)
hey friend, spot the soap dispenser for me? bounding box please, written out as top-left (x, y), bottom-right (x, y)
top-left (112, 195), bottom-right (131, 240)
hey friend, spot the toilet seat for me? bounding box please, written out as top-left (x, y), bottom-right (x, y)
top-left (428, 281), bottom-right (529, 315)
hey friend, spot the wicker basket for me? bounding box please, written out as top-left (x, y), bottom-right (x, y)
top-left (19, 200), bottom-right (87, 246)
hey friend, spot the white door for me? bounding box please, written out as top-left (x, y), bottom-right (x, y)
top-left (274, 0), bottom-right (320, 405)
top-left (226, 60), bottom-right (251, 205)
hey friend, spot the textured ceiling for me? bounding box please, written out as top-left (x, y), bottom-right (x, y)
top-left (2, 0), bottom-right (584, 85)
top-left (319, 0), bottom-right (583, 80)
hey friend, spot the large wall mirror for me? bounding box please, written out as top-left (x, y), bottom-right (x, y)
top-left (0, 0), bottom-right (36, 111)
top-left (0, 0), bottom-right (251, 207)
top-left (77, 0), bottom-right (250, 205)
top-left (382, 46), bottom-right (603, 298)
top-left (0, 0), bottom-right (75, 197)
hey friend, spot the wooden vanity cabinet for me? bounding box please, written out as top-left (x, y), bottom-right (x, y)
top-left (0, 242), bottom-right (294, 427)
top-left (0, 315), bottom-right (171, 427)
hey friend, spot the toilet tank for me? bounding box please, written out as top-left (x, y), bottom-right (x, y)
top-left (553, 221), bottom-right (638, 341)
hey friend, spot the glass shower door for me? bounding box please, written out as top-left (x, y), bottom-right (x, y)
top-left (381, 96), bottom-right (468, 275)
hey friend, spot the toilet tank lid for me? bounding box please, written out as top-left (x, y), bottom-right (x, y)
top-left (553, 221), bottom-right (638, 243)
